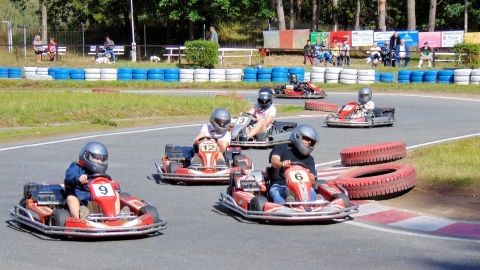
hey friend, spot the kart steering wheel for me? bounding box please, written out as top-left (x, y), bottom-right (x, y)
top-left (241, 112), bottom-right (257, 121)
top-left (195, 136), bottom-right (218, 143)
top-left (87, 173), bottom-right (112, 181)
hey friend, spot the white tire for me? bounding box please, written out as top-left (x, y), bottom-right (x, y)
top-left (85, 73), bottom-right (101, 80)
top-left (358, 75), bottom-right (376, 81)
top-left (455, 81), bottom-right (470, 85)
top-left (454, 76), bottom-right (470, 82)
top-left (470, 81), bottom-right (479, 85)
top-left (225, 68), bottom-right (243, 75)
top-left (210, 78), bottom-right (226, 82)
top-left (470, 75), bottom-right (480, 82)
top-left (179, 73), bottom-right (194, 79)
top-left (101, 68), bottom-right (117, 74)
top-left (357, 80), bottom-right (375, 84)
top-left (311, 78), bottom-right (325, 83)
top-left (194, 78), bottom-right (209, 82)
top-left (179, 78), bottom-right (194, 83)
top-left (100, 74), bottom-right (117, 80)
top-left (310, 73), bottom-right (325, 78)
top-left (180, 69), bottom-right (195, 74)
top-left (340, 79), bottom-right (357, 84)
top-left (37, 67), bottom-right (49, 73)
top-left (454, 69), bottom-right (472, 76)
top-left (325, 79), bottom-right (339, 84)
top-left (85, 68), bottom-right (101, 74)
top-left (209, 75), bottom-right (226, 80)
top-left (193, 74), bottom-right (210, 80)
top-left (24, 67), bottom-right (37, 72)
top-left (210, 69), bottom-right (225, 75)
top-left (339, 74), bottom-right (357, 80)
top-left (226, 74), bottom-right (242, 81)
top-left (470, 69), bottom-right (480, 76)
top-left (312, 66), bottom-right (327, 73)
top-left (357, 69), bottom-right (376, 76)
top-left (194, 68), bottom-right (209, 75)
top-left (325, 67), bottom-right (342, 74)
top-left (325, 73), bottom-right (340, 80)
top-left (340, 69), bottom-right (358, 75)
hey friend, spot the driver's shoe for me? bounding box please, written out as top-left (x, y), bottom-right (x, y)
top-left (79, 206), bottom-right (90, 220)
top-left (190, 155), bottom-right (202, 167)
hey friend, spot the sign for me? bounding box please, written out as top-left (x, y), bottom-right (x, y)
top-left (374, 31), bottom-right (395, 46)
top-left (465, 32), bottom-right (480, 43)
top-left (352, 30), bottom-right (374, 46)
top-left (310, 32), bottom-right (330, 47)
top-left (418, 32), bottom-right (441, 48)
top-left (263, 31), bottom-right (280, 48)
top-left (329, 31), bottom-right (352, 46)
top-left (397, 31), bottom-right (419, 47)
top-left (441, 31), bottom-right (464, 47)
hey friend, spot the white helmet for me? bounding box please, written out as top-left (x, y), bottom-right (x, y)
top-left (79, 142), bottom-right (108, 174)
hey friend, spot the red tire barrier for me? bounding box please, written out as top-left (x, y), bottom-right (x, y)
top-left (340, 141), bottom-right (407, 166)
top-left (304, 101), bottom-right (338, 112)
top-left (335, 163), bottom-right (416, 199)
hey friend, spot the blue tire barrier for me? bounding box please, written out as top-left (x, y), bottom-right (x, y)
top-left (272, 66), bottom-right (288, 73)
top-left (8, 67), bottom-right (22, 78)
top-left (397, 75), bottom-right (411, 81)
top-left (257, 79), bottom-right (272, 83)
top-left (243, 73), bottom-right (257, 80)
top-left (117, 73), bottom-right (132, 81)
top-left (398, 80), bottom-right (411, 83)
top-left (148, 68), bottom-right (164, 74)
top-left (437, 70), bottom-right (454, 76)
top-left (164, 73), bottom-right (179, 81)
top-left (54, 68), bottom-right (70, 80)
top-left (375, 72), bottom-right (381, 81)
top-left (257, 73), bottom-right (271, 80)
top-left (438, 75), bottom-right (454, 83)
top-left (147, 73), bottom-right (164, 80)
top-left (118, 68), bottom-right (133, 75)
top-left (257, 68), bottom-right (273, 74)
top-left (243, 79), bottom-right (257, 83)
top-left (410, 71), bottom-right (424, 83)
top-left (424, 70), bottom-right (438, 77)
top-left (380, 72), bottom-right (394, 83)
top-left (398, 70), bottom-right (412, 76)
top-left (423, 76), bottom-right (437, 83)
top-left (0, 67), bottom-right (9, 78)
top-left (132, 68), bottom-right (148, 74)
top-left (70, 74), bottom-right (85, 80)
top-left (271, 72), bottom-right (289, 79)
top-left (48, 67), bottom-right (60, 78)
top-left (132, 74), bottom-right (147, 80)
top-left (164, 68), bottom-right (179, 75)
top-left (244, 68), bottom-right (257, 75)
top-left (288, 67), bottom-right (305, 74)
top-left (272, 77), bottom-right (289, 83)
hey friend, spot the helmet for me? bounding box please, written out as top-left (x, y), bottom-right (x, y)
top-left (290, 74), bottom-right (298, 83)
top-left (358, 87), bottom-right (372, 104)
top-left (79, 142), bottom-right (108, 174)
top-left (290, 124), bottom-right (318, 156)
top-left (210, 108), bottom-right (231, 134)
top-left (257, 87), bottom-right (273, 109)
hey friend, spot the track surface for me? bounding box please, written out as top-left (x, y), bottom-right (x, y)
top-left (1, 91), bottom-right (479, 270)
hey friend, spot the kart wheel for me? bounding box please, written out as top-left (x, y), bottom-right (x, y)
top-left (248, 195), bottom-right (267, 212)
top-left (49, 209), bottom-right (70, 227)
top-left (168, 162), bottom-right (180, 173)
top-left (385, 112), bottom-right (395, 126)
top-left (335, 163), bottom-right (416, 199)
top-left (340, 141), bottom-right (406, 166)
top-left (275, 89), bottom-right (283, 95)
top-left (138, 205), bottom-right (160, 223)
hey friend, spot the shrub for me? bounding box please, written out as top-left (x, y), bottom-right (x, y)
top-left (184, 40), bottom-right (219, 68)
top-left (453, 43), bottom-right (480, 67)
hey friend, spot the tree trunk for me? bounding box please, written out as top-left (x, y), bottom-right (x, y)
top-left (41, 0), bottom-right (47, 44)
top-left (354, 0), bottom-right (361, 30)
top-left (289, 0), bottom-right (294, 29)
top-left (428, 0), bottom-right (437, 32)
top-left (332, 0), bottom-right (338, 31)
top-left (378, 0), bottom-right (386, 31)
top-left (276, 0), bottom-right (286, 30)
top-left (188, 21), bottom-right (194, 40)
top-left (464, 0), bottom-right (468, 32)
top-left (311, 0), bottom-right (318, 31)
top-left (407, 0), bottom-right (416, 30)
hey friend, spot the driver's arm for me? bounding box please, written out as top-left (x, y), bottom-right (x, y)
top-left (218, 139), bottom-right (229, 153)
top-left (264, 115), bottom-right (274, 129)
top-left (247, 107), bottom-right (255, 114)
top-left (193, 131), bottom-right (205, 144)
top-left (271, 155), bottom-right (291, 169)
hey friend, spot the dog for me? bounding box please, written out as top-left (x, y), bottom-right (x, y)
top-left (95, 56), bottom-right (111, 64)
top-left (150, 55), bottom-right (161, 62)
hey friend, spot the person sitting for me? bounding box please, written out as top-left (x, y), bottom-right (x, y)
top-left (46, 37), bottom-right (57, 61)
top-left (351, 87), bottom-right (375, 119)
top-left (418, 41), bottom-right (434, 68)
top-left (268, 124), bottom-right (319, 204)
top-left (366, 43), bottom-right (381, 67)
top-left (65, 142), bottom-right (124, 219)
top-left (303, 40), bottom-right (313, 66)
top-left (394, 39), bottom-right (410, 67)
top-left (380, 42), bottom-right (391, 66)
top-left (321, 49), bottom-right (335, 65)
top-left (289, 74), bottom-right (302, 92)
top-left (104, 35), bottom-right (116, 63)
top-left (192, 108), bottom-right (232, 166)
top-left (246, 87), bottom-right (276, 141)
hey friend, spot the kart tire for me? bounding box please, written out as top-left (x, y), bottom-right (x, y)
top-left (357, 69), bottom-right (375, 76)
top-left (335, 163), bottom-right (416, 199)
top-left (49, 209), bottom-right (70, 226)
top-left (340, 69), bottom-right (358, 75)
top-left (248, 195), bottom-right (267, 211)
top-left (138, 205), bottom-right (160, 223)
top-left (168, 162), bottom-right (180, 173)
top-left (304, 101), bottom-right (338, 112)
top-left (357, 80), bottom-right (374, 84)
top-left (340, 141), bottom-right (406, 166)
top-left (454, 69), bottom-right (472, 76)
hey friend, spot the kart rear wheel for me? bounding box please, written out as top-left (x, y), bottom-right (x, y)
top-left (248, 195), bottom-right (267, 212)
top-left (49, 209), bottom-right (70, 227)
top-left (168, 162), bottom-right (180, 173)
top-left (138, 205), bottom-right (160, 223)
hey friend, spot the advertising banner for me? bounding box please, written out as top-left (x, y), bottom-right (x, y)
top-left (352, 30), bottom-right (374, 46)
top-left (374, 31), bottom-right (395, 46)
top-left (263, 31), bottom-right (280, 48)
top-left (397, 31), bottom-right (419, 47)
top-left (418, 32), bottom-right (441, 48)
top-left (465, 32), bottom-right (480, 43)
top-left (310, 32), bottom-right (330, 46)
top-left (441, 31), bottom-right (464, 47)
top-left (292, 29), bottom-right (311, 49)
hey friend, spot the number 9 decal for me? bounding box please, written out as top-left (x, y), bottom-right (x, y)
top-left (92, 183), bottom-right (115, 197)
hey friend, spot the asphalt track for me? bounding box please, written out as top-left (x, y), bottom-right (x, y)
top-left (1, 91), bottom-right (479, 270)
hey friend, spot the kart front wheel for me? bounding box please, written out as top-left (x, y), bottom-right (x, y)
top-left (248, 195), bottom-right (267, 212)
top-left (139, 205), bottom-right (160, 223)
top-left (49, 209), bottom-right (70, 227)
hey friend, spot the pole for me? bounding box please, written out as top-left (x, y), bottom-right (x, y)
top-left (144, 24), bottom-right (146, 58)
top-left (8, 21), bottom-right (13, 53)
top-left (23, 26), bottom-right (27, 59)
top-left (130, 0), bottom-right (137, 62)
top-left (82, 23), bottom-right (85, 57)
top-left (203, 24), bottom-right (205, 40)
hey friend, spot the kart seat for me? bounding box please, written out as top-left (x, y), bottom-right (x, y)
top-left (272, 121), bottom-right (297, 133)
top-left (165, 145), bottom-right (194, 160)
top-left (373, 107), bottom-right (395, 117)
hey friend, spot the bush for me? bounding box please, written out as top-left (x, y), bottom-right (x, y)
top-left (453, 43), bottom-right (480, 67)
top-left (184, 40), bottom-right (219, 68)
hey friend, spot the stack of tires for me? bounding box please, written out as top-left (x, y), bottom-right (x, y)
top-left (304, 71), bottom-right (311, 82)
top-left (271, 66), bottom-right (289, 83)
top-left (437, 69), bottom-right (455, 84)
top-left (194, 69), bottom-right (210, 83)
top-left (164, 68), bottom-right (180, 82)
top-left (225, 69), bottom-right (242, 82)
top-left (325, 67), bottom-right (342, 83)
top-left (470, 69), bottom-right (480, 85)
top-left (310, 67), bottom-right (326, 83)
top-left (69, 68), bottom-right (85, 80)
top-left (357, 69), bottom-right (375, 84)
top-left (375, 72), bottom-right (381, 82)
top-left (243, 68), bottom-right (257, 83)
top-left (8, 67), bottom-right (22, 79)
top-left (36, 67), bottom-right (49, 76)
top-left (288, 67), bottom-right (305, 82)
top-left (0, 67), bottom-right (8, 78)
top-left (132, 68), bottom-right (148, 80)
top-left (24, 67), bottom-right (37, 79)
top-left (53, 68), bottom-right (69, 80)
top-left (210, 69), bottom-right (226, 82)
top-left (397, 70), bottom-right (411, 83)
top-left (48, 67), bottom-right (58, 78)
top-left (454, 69), bottom-right (472, 85)
top-left (380, 72), bottom-right (394, 83)
top-left (256, 68), bottom-right (272, 83)
top-left (423, 70), bottom-right (438, 83)
top-left (85, 68), bottom-right (101, 81)
top-left (101, 68), bottom-right (117, 81)
top-left (179, 69), bottom-right (194, 83)
top-left (117, 68), bottom-right (133, 81)
top-left (409, 71), bottom-right (424, 83)
top-left (339, 69), bottom-right (357, 84)
top-left (148, 68), bottom-right (164, 81)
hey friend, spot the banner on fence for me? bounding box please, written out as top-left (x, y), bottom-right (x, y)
top-left (441, 31), bottom-right (464, 47)
top-left (310, 32), bottom-right (330, 46)
top-left (352, 30), bottom-right (374, 46)
top-left (465, 32), bottom-right (480, 43)
top-left (329, 31), bottom-right (352, 46)
top-left (263, 31), bottom-right (280, 48)
top-left (373, 31), bottom-right (395, 46)
top-left (418, 32), bottom-right (441, 48)
top-left (263, 30), bottom-right (310, 49)
top-left (397, 31), bottom-right (419, 47)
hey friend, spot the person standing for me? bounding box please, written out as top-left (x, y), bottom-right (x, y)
top-left (418, 41), bottom-right (434, 68)
top-left (210, 26), bottom-right (219, 44)
top-left (33, 34), bottom-right (43, 62)
top-left (394, 39), bottom-right (410, 67)
top-left (389, 32), bottom-right (401, 67)
top-left (303, 40), bottom-right (313, 65)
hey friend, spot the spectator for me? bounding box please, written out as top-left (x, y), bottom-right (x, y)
top-left (418, 41), bottom-right (434, 68)
top-left (104, 35), bottom-right (116, 63)
top-left (32, 34), bottom-right (43, 62)
top-left (380, 41), bottom-right (391, 66)
top-left (338, 40), bottom-right (350, 66)
top-left (312, 40), bottom-right (322, 66)
top-left (394, 39), bottom-right (410, 67)
top-left (366, 43), bottom-right (381, 67)
top-left (330, 40), bottom-right (340, 66)
top-left (46, 37), bottom-right (57, 61)
top-left (303, 40), bottom-right (313, 65)
top-left (389, 32), bottom-right (401, 67)
top-left (210, 26), bottom-right (219, 44)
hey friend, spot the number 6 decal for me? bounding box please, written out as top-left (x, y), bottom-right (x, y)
top-left (288, 170), bottom-right (309, 183)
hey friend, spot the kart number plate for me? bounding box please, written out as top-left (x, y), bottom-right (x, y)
top-left (288, 170), bottom-right (310, 183)
top-left (200, 143), bottom-right (218, 152)
top-left (343, 105), bottom-right (355, 111)
top-left (92, 183), bottom-right (115, 197)
top-left (236, 116), bottom-right (249, 124)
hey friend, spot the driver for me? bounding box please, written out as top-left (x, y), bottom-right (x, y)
top-left (268, 124), bottom-right (318, 204)
top-left (352, 87), bottom-right (375, 118)
top-left (64, 141), bottom-right (123, 219)
top-left (289, 74), bottom-right (302, 92)
top-left (246, 87), bottom-right (276, 141)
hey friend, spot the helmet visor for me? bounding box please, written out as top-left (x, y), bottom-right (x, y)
top-left (216, 119), bottom-right (230, 128)
top-left (258, 98), bottom-right (270, 105)
top-left (87, 152), bottom-right (108, 165)
top-left (298, 134), bottom-right (316, 147)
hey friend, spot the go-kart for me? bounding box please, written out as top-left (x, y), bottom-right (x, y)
top-left (154, 137), bottom-right (253, 184)
top-left (218, 163), bottom-right (358, 222)
top-left (325, 101), bottom-right (395, 128)
top-left (274, 82), bottom-right (327, 99)
top-left (9, 174), bottom-right (166, 238)
top-left (230, 112), bottom-right (297, 148)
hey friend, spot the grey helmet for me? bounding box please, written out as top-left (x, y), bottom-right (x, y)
top-left (358, 87), bottom-right (372, 104)
top-left (258, 87), bottom-right (273, 109)
top-left (290, 124), bottom-right (318, 156)
top-left (79, 142), bottom-right (108, 174)
top-left (210, 108), bottom-right (231, 134)
top-left (290, 74), bottom-right (298, 84)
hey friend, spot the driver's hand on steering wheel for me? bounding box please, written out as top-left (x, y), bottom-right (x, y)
top-left (79, 174), bottom-right (88, 185)
top-left (281, 160), bottom-right (292, 168)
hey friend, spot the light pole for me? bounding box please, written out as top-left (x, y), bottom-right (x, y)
top-left (129, 0), bottom-right (136, 62)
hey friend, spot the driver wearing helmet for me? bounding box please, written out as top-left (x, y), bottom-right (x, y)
top-left (268, 124), bottom-right (319, 204)
top-left (65, 142), bottom-right (122, 219)
top-left (289, 74), bottom-right (302, 92)
top-left (352, 87), bottom-right (375, 118)
top-left (246, 87), bottom-right (276, 141)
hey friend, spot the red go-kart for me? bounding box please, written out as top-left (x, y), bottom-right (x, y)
top-left (10, 174), bottom-right (166, 238)
top-left (326, 101), bottom-right (395, 128)
top-left (274, 82), bottom-right (327, 99)
top-left (218, 163), bottom-right (358, 222)
top-left (155, 137), bottom-right (253, 184)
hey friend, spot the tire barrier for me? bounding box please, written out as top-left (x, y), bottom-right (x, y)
top-left (84, 68), bottom-right (101, 81)
top-left (397, 70), bottom-right (411, 83)
top-left (164, 68), bottom-right (180, 82)
top-left (100, 68), bottom-right (117, 81)
top-left (271, 66), bottom-right (289, 83)
top-left (423, 70), bottom-right (438, 83)
top-left (471, 69), bottom-right (480, 85)
top-left (375, 72), bottom-right (381, 82)
top-left (132, 68), bottom-right (148, 80)
top-left (304, 71), bottom-right (311, 82)
top-left (225, 69), bottom-right (242, 82)
top-left (178, 69), bottom-right (194, 83)
top-left (325, 67), bottom-right (342, 84)
top-left (340, 141), bottom-right (407, 166)
top-left (53, 68), bottom-right (69, 80)
top-left (339, 69), bottom-right (357, 85)
top-left (24, 67), bottom-right (36, 78)
top-left (288, 67), bottom-right (305, 82)
top-left (7, 67), bottom-right (22, 79)
top-left (148, 68), bottom-right (164, 81)
top-left (257, 68), bottom-right (272, 82)
top-left (380, 72), bottom-right (394, 83)
top-left (454, 69), bottom-right (472, 85)
top-left (36, 67), bottom-right (49, 76)
top-left (209, 68), bottom-right (226, 82)
top-left (357, 69), bottom-right (375, 84)
top-left (304, 100), bottom-right (339, 112)
top-left (243, 68), bottom-right (257, 83)
top-left (194, 68), bottom-right (210, 83)
top-left (117, 68), bottom-right (133, 81)
top-left (0, 67), bottom-right (8, 78)
top-left (410, 71), bottom-right (424, 83)
top-left (437, 69), bottom-right (454, 84)
top-left (310, 66), bottom-right (326, 83)
top-left (335, 163), bottom-right (416, 199)
top-left (69, 69), bottom-right (85, 80)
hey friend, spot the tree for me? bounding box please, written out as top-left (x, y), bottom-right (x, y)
top-left (354, 0), bottom-right (361, 30)
top-left (378, 0), bottom-right (386, 31)
top-left (407, 0), bottom-right (416, 30)
top-left (332, 0), bottom-right (338, 31)
top-left (464, 0), bottom-right (468, 32)
top-left (276, 0), bottom-right (286, 30)
top-left (428, 0), bottom-right (437, 31)
top-left (311, 0), bottom-right (318, 31)
top-left (289, 0), bottom-right (294, 29)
